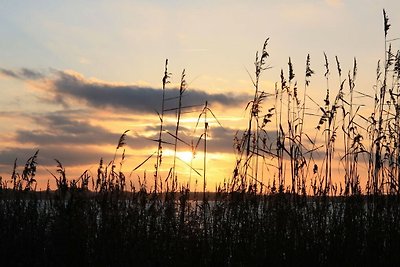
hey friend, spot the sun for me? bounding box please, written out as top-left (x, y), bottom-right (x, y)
top-left (177, 151), bottom-right (194, 163)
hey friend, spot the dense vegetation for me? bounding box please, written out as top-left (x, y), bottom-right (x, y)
top-left (1, 9), bottom-right (400, 266)
top-left (1, 184), bottom-right (400, 266)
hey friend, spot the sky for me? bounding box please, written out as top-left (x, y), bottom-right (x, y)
top-left (0, 0), bottom-right (399, 191)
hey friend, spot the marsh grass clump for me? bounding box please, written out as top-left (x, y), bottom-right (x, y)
top-left (1, 8), bottom-right (400, 267)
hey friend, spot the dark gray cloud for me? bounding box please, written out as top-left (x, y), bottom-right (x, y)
top-left (0, 68), bottom-right (45, 80)
top-left (15, 113), bottom-right (119, 146)
top-left (143, 124), bottom-right (240, 154)
top-left (207, 127), bottom-right (238, 153)
top-left (0, 66), bottom-right (250, 113)
top-left (51, 71), bottom-right (249, 114)
top-left (14, 113), bottom-right (159, 153)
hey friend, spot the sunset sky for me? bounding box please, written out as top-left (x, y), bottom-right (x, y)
top-left (0, 0), bottom-right (399, 190)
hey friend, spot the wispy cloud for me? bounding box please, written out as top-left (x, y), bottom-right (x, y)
top-left (0, 68), bottom-right (45, 80)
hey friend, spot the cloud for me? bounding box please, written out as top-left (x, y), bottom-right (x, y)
top-left (0, 147), bottom-right (112, 167)
top-left (50, 71), bottom-right (249, 114)
top-left (0, 68), bottom-right (45, 80)
top-left (14, 113), bottom-right (159, 152)
top-left (9, 110), bottom-right (235, 156)
top-left (207, 127), bottom-right (238, 154)
top-left (15, 113), bottom-right (118, 146)
top-left (143, 124), bottom-right (282, 155)
top-left (143, 124), bottom-right (239, 154)
top-left (1, 67), bottom-right (250, 113)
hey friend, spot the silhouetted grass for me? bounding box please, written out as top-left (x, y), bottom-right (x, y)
top-left (2, 181), bottom-right (400, 266)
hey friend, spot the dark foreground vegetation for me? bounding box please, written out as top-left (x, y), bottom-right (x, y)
top-left (1, 184), bottom-right (400, 266)
top-left (0, 183), bottom-right (400, 266)
top-left (1, 9), bottom-right (400, 267)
